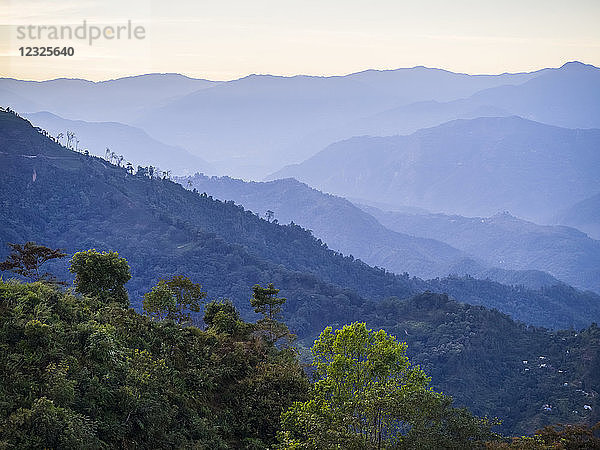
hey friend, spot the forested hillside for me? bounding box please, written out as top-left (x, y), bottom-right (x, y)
top-left (2, 109), bottom-right (600, 434)
top-left (360, 206), bottom-right (600, 294)
top-left (177, 174), bottom-right (472, 280)
top-left (2, 110), bottom-right (600, 330)
top-left (0, 278), bottom-right (308, 448)
top-left (178, 174), bottom-right (586, 292)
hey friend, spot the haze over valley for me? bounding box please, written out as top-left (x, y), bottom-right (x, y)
top-left (1, 59), bottom-right (600, 445)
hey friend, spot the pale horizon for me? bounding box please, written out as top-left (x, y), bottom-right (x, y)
top-left (2, 0), bottom-right (599, 82)
top-left (1, 60), bottom-right (597, 84)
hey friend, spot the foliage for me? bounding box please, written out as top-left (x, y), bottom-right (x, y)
top-left (251, 283), bottom-right (293, 345)
top-left (1, 397), bottom-right (100, 449)
top-left (486, 421), bottom-right (600, 449)
top-left (279, 322), bottom-right (496, 449)
top-left (0, 241), bottom-right (66, 283)
top-left (0, 279), bottom-right (308, 448)
top-left (143, 275), bottom-right (206, 323)
top-left (69, 249), bottom-right (131, 307)
top-left (204, 298), bottom-right (249, 336)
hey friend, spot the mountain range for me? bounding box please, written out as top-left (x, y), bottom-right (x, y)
top-left (360, 205), bottom-right (600, 294)
top-left (2, 109), bottom-right (600, 434)
top-left (4, 62), bottom-right (598, 179)
top-left (178, 173), bottom-right (598, 294)
top-left (271, 116), bottom-right (600, 224)
top-left (6, 109), bottom-right (600, 331)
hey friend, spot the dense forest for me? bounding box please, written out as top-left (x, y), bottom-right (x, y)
top-left (1, 249), bottom-right (599, 448)
top-left (0, 262), bottom-right (309, 448)
top-left (1, 109), bottom-right (600, 435)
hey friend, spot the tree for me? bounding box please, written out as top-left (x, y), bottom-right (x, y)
top-left (2, 397), bottom-right (100, 449)
top-left (0, 242), bottom-right (66, 283)
top-left (279, 322), bottom-right (495, 449)
top-left (142, 283), bottom-right (175, 321)
top-left (265, 210), bottom-right (275, 222)
top-left (66, 131), bottom-right (75, 150)
top-left (69, 250), bottom-right (131, 306)
top-left (143, 275), bottom-right (206, 323)
top-left (204, 299), bottom-right (247, 336)
top-left (251, 283), bottom-right (292, 345)
top-left (486, 422), bottom-right (600, 449)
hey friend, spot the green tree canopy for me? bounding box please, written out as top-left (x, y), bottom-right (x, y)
top-left (69, 249), bottom-right (131, 306)
top-left (143, 275), bottom-right (207, 324)
top-left (2, 397), bottom-right (100, 449)
top-left (204, 298), bottom-right (248, 336)
top-left (486, 421), bottom-right (600, 449)
top-left (0, 269), bottom-right (308, 448)
top-left (279, 322), bottom-right (495, 449)
top-left (251, 283), bottom-right (292, 345)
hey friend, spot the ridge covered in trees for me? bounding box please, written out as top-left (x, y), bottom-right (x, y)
top-left (1, 249), bottom-right (598, 448)
top-left (1, 109), bottom-right (599, 434)
top-left (0, 252), bottom-right (308, 448)
top-left (1, 109), bottom-right (598, 329)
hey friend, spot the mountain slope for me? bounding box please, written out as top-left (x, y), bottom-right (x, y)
top-left (178, 174), bottom-right (471, 279)
top-left (0, 73), bottom-right (217, 123)
top-left (361, 292), bottom-right (600, 435)
top-left (178, 173), bottom-right (570, 290)
top-left (2, 109), bottom-right (600, 434)
top-left (270, 116), bottom-right (600, 223)
top-left (2, 109), bottom-right (600, 330)
top-left (554, 193), bottom-right (600, 240)
top-left (335, 98), bottom-right (511, 140)
top-left (467, 61), bottom-right (600, 130)
top-left (361, 206), bottom-right (600, 294)
top-left (25, 111), bottom-right (214, 175)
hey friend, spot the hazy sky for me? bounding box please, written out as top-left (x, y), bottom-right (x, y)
top-left (1, 0), bottom-right (599, 81)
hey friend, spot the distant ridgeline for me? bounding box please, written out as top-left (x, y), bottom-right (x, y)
top-left (1, 108), bottom-right (599, 435)
top-left (175, 173), bottom-right (600, 295)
